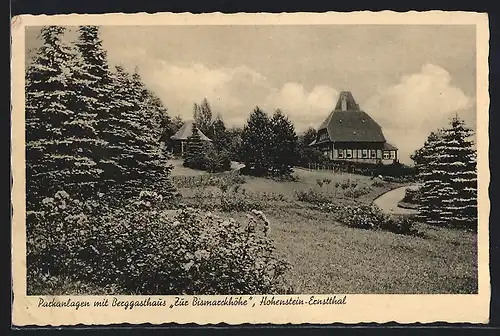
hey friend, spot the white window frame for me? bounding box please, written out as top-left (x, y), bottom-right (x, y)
top-left (346, 149), bottom-right (352, 159)
top-left (390, 151), bottom-right (396, 160)
top-left (362, 149), bottom-right (368, 158)
top-left (383, 151), bottom-right (390, 160)
top-left (338, 150), bottom-right (344, 159)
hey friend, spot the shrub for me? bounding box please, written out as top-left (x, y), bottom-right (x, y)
top-left (27, 191), bottom-right (292, 295)
top-left (312, 202), bottom-right (419, 236)
top-left (372, 179), bottom-right (386, 187)
top-left (343, 185), bottom-right (372, 199)
top-left (203, 148), bottom-right (232, 173)
top-left (402, 188), bottom-right (421, 205)
top-left (172, 171), bottom-right (245, 190)
top-left (295, 188), bottom-right (330, 205)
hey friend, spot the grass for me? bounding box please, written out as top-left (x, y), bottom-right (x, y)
top-left (33, 164), bottom-right (476, 295)
top-left (172, 165), bottom-right (477, 294)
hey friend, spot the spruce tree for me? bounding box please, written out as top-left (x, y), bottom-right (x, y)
top-left (240, 107), bottom-right (271, 176)
top-left (25, 26), bottom-right (102, 204)
top-left (183, 123), bottom-right (205, 170)
top-left (436, 117), bottom-right (477, 228)
top-left (106, 66), bottom-right (175, 197)
top-left (415, 117), bottom-right (477, 229)
top-left (415, 131), bottom-right (445, 225)
top-left (72, 25), bottom-right (117, 193)
top-left (269, 109), bottom-right (298, 176)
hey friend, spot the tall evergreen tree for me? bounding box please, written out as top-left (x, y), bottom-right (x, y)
top-left (212, 115), bottom-right (230, 152)
top-left (269, 109), bottom-right (298, 176)
top-left (107, 67), bottom-right (175, 197)
top-left (183, 123), bottom-right (205, 169)
top-left (436, 117), bottom-right (477, 228)
top-left (25, 26), bottom-right (102, 204)
top-left (411, 131), bottom-right (442, 175)
top-left (415, 131), bottom-right (445, 225)
top-left (194, 98), bottom-right (214, 139)
top-left (416, 117), bottom-right (477, 229)
top-left (240, 107), bottom-right (271, 176)
top-left (226, 127), bottom-right (243, 162)
top-left (72, 25), bottom-right (117, 192)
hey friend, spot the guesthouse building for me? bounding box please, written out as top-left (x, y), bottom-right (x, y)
top-left (309, 91), bottom-right (398, 165)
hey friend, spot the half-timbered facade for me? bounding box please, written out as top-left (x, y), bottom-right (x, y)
top-left (309, 91), bottom-right (398, 165)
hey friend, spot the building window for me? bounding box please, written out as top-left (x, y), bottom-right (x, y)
top-left (371, 149), bottom-right (376, 158)
top-left (357, 149), bottom-right (362, 158)
top-left (353, 149), bottom-right (357, 159)
top-left (390, 151), bottom-right (396, 160)
top-left (383, 151), bottom-right (390, 160)
top-left (338, 150), bottom-right (344, 159)
top-left (346, 149), bottom-right (352, 158)
top-left (377, 150), bottom-right (382, 159)
top-left (319, 131), bottom-right (328, 141)
top-left (362, 149), bottom-right (368, 158)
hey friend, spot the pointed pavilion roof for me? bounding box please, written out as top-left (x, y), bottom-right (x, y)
top-left (170, 120), bottom-right (212, 141)
top-left (316, 91), bottom-right (386, 143)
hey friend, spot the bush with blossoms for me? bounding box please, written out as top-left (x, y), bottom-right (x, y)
top-left (312, 202), bottom-right (420, 236)
top-left (26, 190), bottom-right (293, 295)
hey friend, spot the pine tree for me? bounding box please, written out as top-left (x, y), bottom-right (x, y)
top-left (416, 117), bottom-right (477, 229)
top-left (240, 107), bottom-right (272, 176)
top-left (183, 123), bottom-right (205, 170)
top-left (269, 109), bottom-right (298, 176)
top-left (25, 26), bottom-right (103, 205)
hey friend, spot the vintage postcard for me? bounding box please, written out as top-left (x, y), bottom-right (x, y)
top-left (11, 11), bottom-right (490, 326)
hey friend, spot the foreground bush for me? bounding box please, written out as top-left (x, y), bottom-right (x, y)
top-left (313, 202), bottom-right (420, 236)
top-left (27, 191), bottom-right (293, 295)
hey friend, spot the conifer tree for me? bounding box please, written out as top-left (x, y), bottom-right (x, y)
top-left (72, 25), bottom-right (117, 192)
top-left (106, 66), bottom-right (175, 197)
top-left (240, 107), bottom-right (271, 176)
top-left (194, 98), bottom-right (214, 139)
top-left (415, 131), bottom-right (445, 225)
top-left (212, 115), bottom-right (230, 152)
top-left (269, 109), bottom-right (298, 176)
top-left (25, 26), bottom-right (102, 204)
top-left (436, 117), bottom-right (477, 228)
top-left (183, 123), bottom-right (205, 170)
top-left (415, 117), bottom-right (477, 229)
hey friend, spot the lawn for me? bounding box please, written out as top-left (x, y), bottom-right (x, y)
top-left (172, 164), bottom-right (478, 294)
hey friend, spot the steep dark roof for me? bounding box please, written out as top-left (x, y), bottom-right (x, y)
top-left (170, 120), bottom-right (212, 141)
top-left (317, 91), bottom-right (386, 143)
top-left (383, 142), bottom-right (398, 150)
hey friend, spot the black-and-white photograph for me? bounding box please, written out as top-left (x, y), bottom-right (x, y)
top-left (23, 22), bottom-right (479, 298)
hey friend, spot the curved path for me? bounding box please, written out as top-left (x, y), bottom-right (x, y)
top-left (373, 185), bottom-right (419, 215)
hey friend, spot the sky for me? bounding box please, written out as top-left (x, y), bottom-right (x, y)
top-left (25, 25), bottom-right (477, 164)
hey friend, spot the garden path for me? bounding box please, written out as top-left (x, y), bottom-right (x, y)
top-left (373, 185), bottom-right (419, 215)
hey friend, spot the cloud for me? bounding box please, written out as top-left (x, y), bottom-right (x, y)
top-left (363, 63), bottom-right (474, 164)
top-left (264, 83), bottom-right (338, 131)
top-left (106, 46), bottom-right (338, 131)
